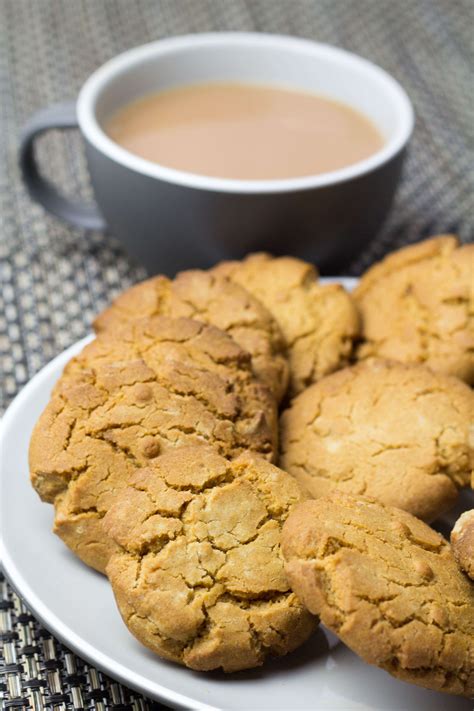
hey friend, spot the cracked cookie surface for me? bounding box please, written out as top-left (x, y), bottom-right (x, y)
top-left (29, 316), bottom-right (277, 573)
top-left (213, 253), bottom-right (359, 396)
top-left (451, 510), bottom-right (474, 580)
top-left (280, 360), bottom-right (474, 521)
top-left (93, 269), bottom-right (289, 402)
top-left (103, 445), bottom-right (317, 672)
top-left (282, 493), bottom-right (474, 697)
top-left (355, 235), bottom-right (474, 384)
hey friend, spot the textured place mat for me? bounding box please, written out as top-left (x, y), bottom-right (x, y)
top-left (0, 574), bottom-right (162, 710)
top-left (0, 0), bottom-right (473, 708)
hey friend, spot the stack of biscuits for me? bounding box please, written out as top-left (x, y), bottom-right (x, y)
top-left (29, 235), bottom-right (474, 696)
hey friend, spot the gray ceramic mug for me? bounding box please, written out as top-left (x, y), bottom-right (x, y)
top-left (20, 33), bottom-right (414, 275)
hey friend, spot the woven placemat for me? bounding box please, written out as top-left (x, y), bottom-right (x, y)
top-left (0, 1), bottom-right (473, 708)
top-left (0, 574), bottom-right (162, 710)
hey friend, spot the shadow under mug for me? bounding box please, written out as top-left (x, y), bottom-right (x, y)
top-left (19, 33), bottom-right (414, 275)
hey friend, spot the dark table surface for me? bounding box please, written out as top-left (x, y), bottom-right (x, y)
top-left (1, 1), bottom-right (473, 709)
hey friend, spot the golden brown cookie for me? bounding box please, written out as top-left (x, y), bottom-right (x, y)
top-left (451, 510), bottom-right (474, 580)
top-left (213, 253), bottom-right (359, 396)
top-left (280, 360), bottom-right (474, 521)
top-left (94, 269), bottom-right (289, 402)
top-left (29, 317), bottom-right (277, 573)
top-left (355, 236), bottom-right (474, 384)
top-left (282, 493), bottom-right (474, 697)
top-left (103, 445), bottom-right (317, 672)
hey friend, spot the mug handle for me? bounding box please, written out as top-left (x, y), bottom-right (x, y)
top-left (19, 101), bottom-right (106, 230)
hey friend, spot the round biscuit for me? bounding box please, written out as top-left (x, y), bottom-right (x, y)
top-left (104, 446), bottom-right (317, 672)
top-left (94, 269), bottom-right (289, 402)
top-left (282, 493), bottom-right (474, 697)
top-left (29, 316), bottom-right (277, 572)
top-left (213, 253), bottom-right (359, 396)
top-left (280, 360), bottom-right (474, 521)
top-left (355, 236), bottom-right (474, 384)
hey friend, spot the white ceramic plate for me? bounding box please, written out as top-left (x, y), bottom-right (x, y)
top-left (1, 279), bottom-right (472, 711)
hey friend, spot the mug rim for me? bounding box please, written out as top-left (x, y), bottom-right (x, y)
top-left (77, 32), bottom-right (414, 194)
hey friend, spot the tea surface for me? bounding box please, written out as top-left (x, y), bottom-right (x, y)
top-left (106, 82), bottom-right (383, 179)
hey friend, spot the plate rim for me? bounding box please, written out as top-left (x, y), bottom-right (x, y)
top-left (0, 277), bottom-right (360, 711)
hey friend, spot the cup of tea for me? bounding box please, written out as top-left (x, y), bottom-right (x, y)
top-left (20, 33), bottom-right (414, 274)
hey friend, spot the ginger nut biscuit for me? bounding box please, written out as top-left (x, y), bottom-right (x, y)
top-left (103, 446), bottom-right (318, 672)
top-left (29, 317), bottom-right (277, 573)
top-left (280, 360), bottom-right (474, 521)
top-left (355, 236), bottom-right (474, 384)
top-left (213, 253), bottom-right (359, 396)
top-left (451, 510), bottom-right (474, 581)
top-left (282, 493), bottom-right (474, 697)
top-left (93, 269), bottom-right (289, 402)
